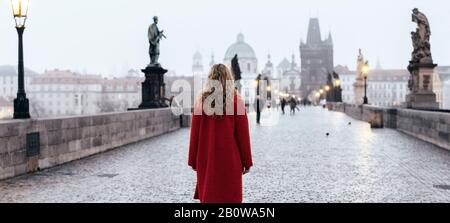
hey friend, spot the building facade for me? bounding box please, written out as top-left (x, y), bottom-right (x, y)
top-left (334, 65), bottom-right (356, 104)
top-left (366, 69), bottom-right (410, 107)
top-left (25, 69), bottom-right (143, 118)
top-left (0, 65), bottom-right (38, 118)
top-left (280, 54), bottom-right (302, 97)
top-left (28, 70), bottom-right (104, 117)
top-left (434, 66), bottom-right (450, 109)
top-left (300, 18), bottom-right (334, 99)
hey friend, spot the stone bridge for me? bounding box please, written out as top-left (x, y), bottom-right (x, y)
top-left (1, 107), bottom-right (450, 202)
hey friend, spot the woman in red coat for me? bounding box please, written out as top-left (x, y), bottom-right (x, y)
top-left (188, 64), bottom-right (253, 203)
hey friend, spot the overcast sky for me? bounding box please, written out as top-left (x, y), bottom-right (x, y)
top-left (0, 0), bottom-right (449, 76)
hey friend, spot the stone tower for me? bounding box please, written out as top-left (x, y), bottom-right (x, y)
top-left (299, 18), bottom-right (334, 99)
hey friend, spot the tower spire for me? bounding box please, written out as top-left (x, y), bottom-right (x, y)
top-left (327, 32), bottom-right (333, 44)
top-left (376, 57), bottom-right (382, 70)
top-left (306, 18), bottom-right (322, 44)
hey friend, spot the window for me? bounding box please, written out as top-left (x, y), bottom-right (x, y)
top-left (247, 63), bottom-right (251, 72)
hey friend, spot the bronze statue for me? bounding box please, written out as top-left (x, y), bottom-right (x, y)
top-left (231, 54), bottom-right (242, 81)
top-left (148, 16), bottom-right (166, 67)
top-left (411, 8), bottom-right (432, 64)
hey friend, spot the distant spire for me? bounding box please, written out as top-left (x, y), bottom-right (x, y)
top-left (376, 57), bottom-right (382, 70)
top-left (327, 32), bottom-right (333, 44)
top-left (265, 53), bottom-right (273, 67)
top-left (209, 53), bottom-right (215, 67)
top-left (192, 51), bottom-right (203, 73)
top-left (306, 18), bottom-right (322, 45)
top-left (290, 53), bottom-right (297, 69)
top-left (237, 33), bottom-right (245, 43)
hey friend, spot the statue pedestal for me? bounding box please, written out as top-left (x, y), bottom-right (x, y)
top-left (353, 77), bottom-right (365, 105)
top-left (405, 62), bottom-right (439, 110)
top-left (130, 66), bottom-right (168, 110)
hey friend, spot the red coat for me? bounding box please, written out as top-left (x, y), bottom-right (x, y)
top-left (188, 97), bottom-right (253, 203)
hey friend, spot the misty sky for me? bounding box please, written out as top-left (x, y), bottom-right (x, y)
top-left (0, 0), bottom-right (449, 76)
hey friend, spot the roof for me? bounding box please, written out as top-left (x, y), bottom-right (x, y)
top-left (101, 77), bottom-right (143, 92)
top-left (30, 69), bottom-right (103, 85)
top-left (0, 65), bottom-right (39, 77)
top-left (224, 33), bottom-right (257, 60)
top-left (300, 18), bottom-right (332, 47)
top-left (277, 58), bottom-right (290, 69)
top-left (367, 69), bottom-right (409, 82)
top-left (334, 65), bottom-right (356, 76)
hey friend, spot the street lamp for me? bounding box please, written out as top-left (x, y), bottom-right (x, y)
top-left (255, 74), bottom-right (262, 125)
top-left (335, 79), bottom-right (341, 87)
top-left (362, 63), bottom-right (369, 105)
top-left (11, 0), bottom-right (31, 119)
top-left (325, 85), bottom-right (331, 92)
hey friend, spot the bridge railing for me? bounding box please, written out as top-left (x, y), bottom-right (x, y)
top-left (0, 108), bottom-right (181, 180)
top-left (328, 102), bottom-right (450, 151)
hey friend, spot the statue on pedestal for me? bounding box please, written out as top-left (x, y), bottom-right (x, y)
top-left (353, 49), bottom-right (368, 104)
top-left (130, 16), bottom-right (169, 110)
top-left (406, 8), bottom-right (439, 110)
top-left (148, 16), bottom-right (166, 68)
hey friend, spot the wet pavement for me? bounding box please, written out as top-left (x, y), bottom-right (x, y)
top-left (1, 107), bottom-right (450, 203)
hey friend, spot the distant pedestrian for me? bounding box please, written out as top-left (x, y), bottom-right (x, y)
top-left (289, 97), bottom-right (297, 115)
top-left (281, 98), bottom-right (287, 115)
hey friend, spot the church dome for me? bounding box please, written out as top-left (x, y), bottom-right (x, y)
top-left (224, 33), bottom-right (257, 60)
top-left (193, 51), bottom-right (202, 60)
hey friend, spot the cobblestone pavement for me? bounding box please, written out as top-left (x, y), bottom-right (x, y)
top-left (1, 107), bottom-right (450, 203)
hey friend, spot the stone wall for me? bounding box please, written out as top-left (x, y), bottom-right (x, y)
top-left (0, 108), bottom-right (180, 180)
top-left (328, 102), bottom-right (450, 150)
top-left (328, 103), bottom-right (387, 128)
top-left (397, 109), bottom-right (450, 150)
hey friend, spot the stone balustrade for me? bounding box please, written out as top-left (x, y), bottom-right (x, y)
top-left (0, 108), bottom-right (182, 180)
top-left (328, 102), bottom-right (450, 151)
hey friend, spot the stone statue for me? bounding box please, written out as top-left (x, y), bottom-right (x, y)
top-left (405, 8), bottom-right (439, 109)
top-left (231, 54), bottom-right (242, 91)
top-left (148, 16), bottom-right (166, 67)
top-left (354, 49), bottom-right (368, 105)
top-left (411, 8), bottom-right (432, 64)
top-left (356, 49), bottom-right (368, 78)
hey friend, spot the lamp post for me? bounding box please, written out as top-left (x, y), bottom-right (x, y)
top-left (11, 0), bottom-right (31, 119)
top-left (334, 79), bottom-right (342, 103)
top-left (266, 85), bottom-right (272, 109)
top-left (255, 74), bottom-right (261, 125)
top-left (324, 85), bottom-right (331, 102)
top-left (362, 63), bottom-right (369, 105)
top-left (315, 92), bottom-right (321, 104)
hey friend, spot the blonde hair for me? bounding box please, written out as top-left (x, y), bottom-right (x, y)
top-left (198, 64), bottom-right (237, 116)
